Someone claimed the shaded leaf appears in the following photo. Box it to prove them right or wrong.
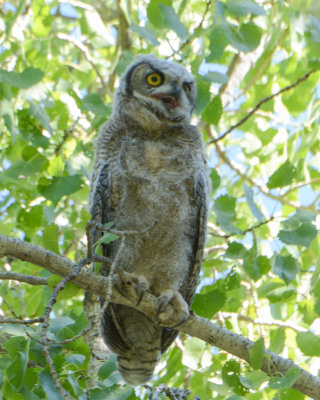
[158,4,187,38]
[38,175,83,205]
[225,242,248,259]
[244,184,264,222]
[82,94,111,117]
[269,367,300,389]
[273,255,299,284]
[0,67,44,89]
[226,22,262,53]
[225,0,266,16]
[210,169,220,193]
[131,24,159,45]
[278,223,318,247]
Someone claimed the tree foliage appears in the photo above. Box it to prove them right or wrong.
[0,0,320,399]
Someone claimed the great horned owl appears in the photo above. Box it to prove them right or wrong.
[89,54,208,385]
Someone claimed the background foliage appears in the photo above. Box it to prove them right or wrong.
[0,0,320,399]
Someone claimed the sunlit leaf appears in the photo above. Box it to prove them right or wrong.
[249,338,265,370]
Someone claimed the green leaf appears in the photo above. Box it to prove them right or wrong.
[267,160,296,189]
[222,360,249,396]
[191,290,226,319]
[29,100,52,135]
[225,242,248,259]
[147,0,172,29]
[203,71,229,84]
[265,285,296,303]
[131,24,159,45]
[278,223,318,247]
[65,354,86,366]
[244,184,264,222]
[213,194,242,235]
[249,338,265,370]
[6,342,29,389]
[38,371,64,400]
[158,4,187,38]
[89,385,133,400]
[182,337,206,369]
[98,355,117,380]
[38,175,83,205]
[82,94,111,117]
[225,0,266,16]
[269,367,300,389]
[240,371,268,390]
[314,298,320,316]
[5,158,48,179]
[269,327,285,354]
[296,331,320,356]
[194,78,211,113]
[273,255,299,284]
[210,169,220,193]
[201,95,223,125]
[42,224,59,253]
[226,22,262,53]
[257,255,271,275]
[207,26,229,61]
[0,67,44,89]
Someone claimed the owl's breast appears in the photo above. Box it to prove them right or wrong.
[121,138,197,179]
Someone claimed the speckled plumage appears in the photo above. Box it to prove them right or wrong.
[89,54,208,385]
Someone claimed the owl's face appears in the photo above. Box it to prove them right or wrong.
[118,55,197,125]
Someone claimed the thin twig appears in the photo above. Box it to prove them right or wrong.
[0,272,48,285]
[222,312,307,333]
[211,69,316,143]
[212,137,317,212]
[208,216,274,239]
[40,258,91,400]
[0,317,44,324]
[56,33,107,91]
[171,0,212,57]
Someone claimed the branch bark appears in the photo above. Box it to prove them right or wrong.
[1,234,320,399]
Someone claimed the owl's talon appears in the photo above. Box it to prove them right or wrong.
[156,289,189,327]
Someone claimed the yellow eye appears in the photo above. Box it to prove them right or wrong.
[183,83,192,95]
[146,72,163,86]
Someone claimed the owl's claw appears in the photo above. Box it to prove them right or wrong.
[156,289,189,327]
[117,271,149,306]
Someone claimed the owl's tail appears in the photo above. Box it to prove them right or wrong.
[117,348,161,386]
[101,304,162,385]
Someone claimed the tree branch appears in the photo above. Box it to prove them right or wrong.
[1,234,320,399]
[211,69,316,144]
[0,272,48,285]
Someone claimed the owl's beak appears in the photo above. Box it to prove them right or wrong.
[152,88,181,108]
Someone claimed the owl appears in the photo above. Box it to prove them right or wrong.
[89,54,208,385]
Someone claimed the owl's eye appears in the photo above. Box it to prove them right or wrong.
[146,72,163,86]
[183,83,192,95]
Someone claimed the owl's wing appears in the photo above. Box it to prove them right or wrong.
[185,173,208,305]
[91,162,133,354]
[161,172,208,353]
[90,162,115,262]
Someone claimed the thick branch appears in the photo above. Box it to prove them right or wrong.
[1,235,320,399]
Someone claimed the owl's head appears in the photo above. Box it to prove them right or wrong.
[115,54,196,125]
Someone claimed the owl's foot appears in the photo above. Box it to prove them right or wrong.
[115,271,149,306]
[157,289,189,328]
